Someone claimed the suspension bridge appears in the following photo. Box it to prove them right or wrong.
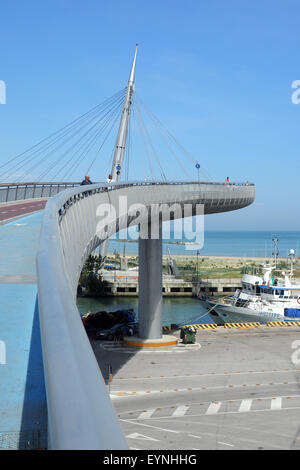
[0,46,255,449]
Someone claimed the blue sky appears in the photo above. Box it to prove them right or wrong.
[0,0,300,230]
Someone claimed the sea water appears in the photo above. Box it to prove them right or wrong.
[79,230,300,324]
[108,230,300,258]
[77,296,210,326]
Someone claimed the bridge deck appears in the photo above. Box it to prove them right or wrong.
[0,200,47,224]
[0,213,47,450]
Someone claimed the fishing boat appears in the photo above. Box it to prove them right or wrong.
[198,245,300,324]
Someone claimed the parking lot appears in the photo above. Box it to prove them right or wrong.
[90,326,300,450]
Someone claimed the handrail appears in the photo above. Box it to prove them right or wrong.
[0,179,254,205]
[36,180,255,449]
[0,180,254,187]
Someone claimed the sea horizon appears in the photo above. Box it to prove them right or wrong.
[108,229,300,258]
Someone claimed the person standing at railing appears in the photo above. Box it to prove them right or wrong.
[80,175,93,185]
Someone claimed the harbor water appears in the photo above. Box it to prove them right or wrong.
[77,296,211,326]
[78,230,300,325]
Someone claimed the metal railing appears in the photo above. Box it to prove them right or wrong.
[36,180,255,449]
[0,179,254,204]
[0,182,80,204]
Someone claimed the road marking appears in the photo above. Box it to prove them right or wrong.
[206,402,221,415]
[239,399,252,413]
[172,405,190,417]
[114,368,300,381]
[138,409,156,420]
[126,405,300,423]
[111,380,299,399]
[126,432,159,441]
[188,434,202,439]
[121,418,179,433]
[271,397,282,410]
[118,395,300,423]
[218,441,234,447]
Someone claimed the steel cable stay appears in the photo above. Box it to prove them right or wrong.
[69,97,126,180]
[137,91,212,179]
[133,97,155,180]
[0,87,126,174]
[135,95,192,180]
[35,95,125,182]
[17,92,126,183]
[134,97,167,181]
[42,103,121,182]
[68,100,125,180]
[0,108,106,182]
[0,88,126,183]
[63,109,121,180]
[0,93,125,183]
[105,146,115,183]
[83,101,124,179]
[136,92,214,181]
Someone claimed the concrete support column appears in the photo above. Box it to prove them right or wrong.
[138,222,162,339]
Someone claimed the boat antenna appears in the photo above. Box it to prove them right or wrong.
[272,234,279,269]
[288,249,295,277]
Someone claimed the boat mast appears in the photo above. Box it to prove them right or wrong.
[110,44,138,182]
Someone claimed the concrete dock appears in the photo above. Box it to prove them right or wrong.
[90,326,300,450]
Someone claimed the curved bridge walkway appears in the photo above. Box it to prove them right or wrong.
[0,180,255,449]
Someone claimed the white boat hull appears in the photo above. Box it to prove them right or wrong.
[208,302,300,324]
[198,298,226,325]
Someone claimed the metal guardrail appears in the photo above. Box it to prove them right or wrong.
[0,182,80,204]
[36,180,255,449]
[0,179,254,204]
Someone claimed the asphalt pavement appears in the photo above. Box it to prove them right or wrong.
[90,327,300,450]
[0,199,46,223]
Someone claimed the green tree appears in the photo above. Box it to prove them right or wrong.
[79,254,109,296]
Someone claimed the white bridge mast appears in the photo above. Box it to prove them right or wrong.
[100,46,138,263]
[110,44,138,182]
